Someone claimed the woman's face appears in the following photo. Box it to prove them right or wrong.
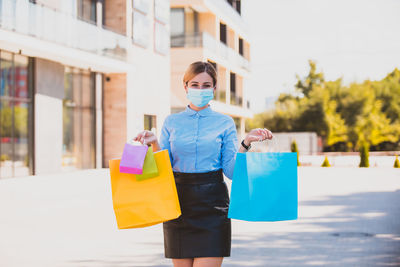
[184,72,216,93]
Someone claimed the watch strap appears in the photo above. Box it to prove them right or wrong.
[241,139,250,150]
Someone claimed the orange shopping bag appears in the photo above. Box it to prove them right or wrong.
[109,149,181,229]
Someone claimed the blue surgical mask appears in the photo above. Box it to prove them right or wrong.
[187,88,214,107]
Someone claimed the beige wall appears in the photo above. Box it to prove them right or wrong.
[227,26,235,50]
[244,41,250,60]
[104,0,126,34]
[199,13,217,37]
[103,73,127,167]
[216,65,227,102]
[237,75,243,99]
[171,0,203,7]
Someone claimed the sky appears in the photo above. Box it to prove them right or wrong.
[242,0,400,113]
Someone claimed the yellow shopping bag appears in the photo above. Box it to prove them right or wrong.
[109,149,181,229]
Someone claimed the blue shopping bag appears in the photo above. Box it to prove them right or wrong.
[228,152,298,221]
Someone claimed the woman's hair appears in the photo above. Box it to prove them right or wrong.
[183,61,217,86]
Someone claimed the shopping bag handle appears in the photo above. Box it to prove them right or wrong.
[264,136,281,152]
[128,140,148,146]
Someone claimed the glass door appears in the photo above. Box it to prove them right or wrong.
[0,51,33,178]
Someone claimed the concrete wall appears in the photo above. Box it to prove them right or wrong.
[199,13,216,36]
[102,73,127,167]
[34,58,64,175]
[35,0,62,10]
[124,0,171,149]
[251,132,319,155]
[100,0,171,166]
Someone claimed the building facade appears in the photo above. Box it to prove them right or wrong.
[0,0,170,178]
[169,0,252,139]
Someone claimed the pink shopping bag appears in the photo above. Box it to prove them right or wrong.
[119,143,148,174]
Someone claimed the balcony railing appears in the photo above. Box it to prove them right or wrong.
[172,32,250,71]
[171,33,203,47]
[238,55,251,71]
[0,0,128,61]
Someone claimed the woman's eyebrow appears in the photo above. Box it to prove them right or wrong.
[190,82,211,85]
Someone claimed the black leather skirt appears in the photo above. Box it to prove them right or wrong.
[163,169,231,259]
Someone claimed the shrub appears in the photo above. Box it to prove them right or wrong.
[321,156,331,167]
[359,143,370,168]
[291,140,300,166]
[394,155,400,168]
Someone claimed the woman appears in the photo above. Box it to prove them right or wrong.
[134,62,272,267]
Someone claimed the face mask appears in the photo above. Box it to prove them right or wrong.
[187,88,214,107]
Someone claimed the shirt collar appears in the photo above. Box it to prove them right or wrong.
[185,105,213,117]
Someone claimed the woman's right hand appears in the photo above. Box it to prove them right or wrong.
[133,130,158,146]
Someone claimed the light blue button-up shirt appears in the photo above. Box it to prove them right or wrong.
[159,105,238,179]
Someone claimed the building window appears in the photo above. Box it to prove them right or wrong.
[154,22,169,55]
[78,0,97,24]
[133,0,151,14]
[154,0,169,24]
[230,72,236,93]
[230,72,238,105]
[170,8,185,47]
[220,23,227,45]
[132,10,151,47]
[239,38,244,56]
[0,51,33,178]
[170,8,199,48]
[236,0,241,14]
[144,115,157,133]
[226,0,241,15]
[154,0,170,55]
[63,68,96,171]
[171,8,185,37]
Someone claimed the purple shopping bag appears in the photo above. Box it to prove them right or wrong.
[119,143,148,174]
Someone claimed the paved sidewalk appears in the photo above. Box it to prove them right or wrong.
[0,167,399,267]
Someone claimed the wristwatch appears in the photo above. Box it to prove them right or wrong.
[241,139,251,150]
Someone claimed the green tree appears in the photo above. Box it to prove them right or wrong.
[354,99,398,149]
[295,60,325,97]
[247,61,400,152]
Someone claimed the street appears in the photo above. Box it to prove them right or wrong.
[1,167,399,267]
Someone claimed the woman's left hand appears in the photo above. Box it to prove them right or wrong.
[244,128,273,146]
